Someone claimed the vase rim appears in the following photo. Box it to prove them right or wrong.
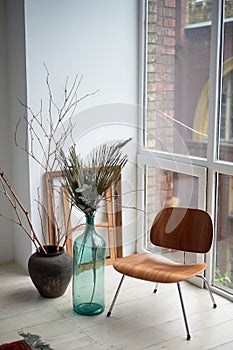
[37,245,64,257]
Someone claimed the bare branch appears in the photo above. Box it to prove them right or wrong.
[36,188,47,245]
[61,89,99,120]
[0,171,47,253]
[9,67,100,251]
[61,203,73,248]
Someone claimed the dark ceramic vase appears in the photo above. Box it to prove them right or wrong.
[28,245,72,298]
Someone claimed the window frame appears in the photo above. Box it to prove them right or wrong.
[138,0,233,301]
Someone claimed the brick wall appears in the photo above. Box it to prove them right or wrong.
[187,0,233,26]
[146,0,176,231]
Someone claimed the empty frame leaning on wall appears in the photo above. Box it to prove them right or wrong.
[45,170,123,264]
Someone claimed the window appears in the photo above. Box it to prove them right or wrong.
[220,71,233,141]
[140,0,233,300]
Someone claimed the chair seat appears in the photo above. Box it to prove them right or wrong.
[113,252,207,283]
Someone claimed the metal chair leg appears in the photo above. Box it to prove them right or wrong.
[107,275,125,317]
[177,282,191,341]
[197,275,217,308]
[153,283,158,293]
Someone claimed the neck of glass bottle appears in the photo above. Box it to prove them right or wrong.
[86,214,95,227]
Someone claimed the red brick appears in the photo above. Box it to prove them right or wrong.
[164,8,176,18]
[164,18,176,27]
[164,0,176,7]
[168,29,175,37]
[156,83,164,92]
[164,37,175,46]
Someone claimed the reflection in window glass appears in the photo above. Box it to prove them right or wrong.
[219,5,233,162]
[145,0,212,158]
[220,71,233,140]
[145,166,198,263]
[215,174,233,293]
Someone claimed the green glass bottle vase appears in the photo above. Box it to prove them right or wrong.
[73,214,106,315]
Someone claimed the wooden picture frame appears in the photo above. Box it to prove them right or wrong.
[45,170,123,264]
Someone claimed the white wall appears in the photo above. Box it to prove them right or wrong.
[0,0,139,267]
[6,0,32,267]
[24,0,139,266]
[24,0,138,109]
[0,0,14,261]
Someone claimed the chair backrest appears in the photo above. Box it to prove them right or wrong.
[150,207,213,254]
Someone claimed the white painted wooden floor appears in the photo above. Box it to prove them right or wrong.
[0,262,233,350]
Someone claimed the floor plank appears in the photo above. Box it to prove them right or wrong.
[0,262,232,349]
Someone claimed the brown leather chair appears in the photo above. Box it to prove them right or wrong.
[107,207,217,340]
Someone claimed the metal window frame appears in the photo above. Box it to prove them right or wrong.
[138,0,233,301]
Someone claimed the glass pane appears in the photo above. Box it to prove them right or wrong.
[146,0,212,158]
[214,173,233,294]
[218,1,233,162]
[145,166,199,263]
